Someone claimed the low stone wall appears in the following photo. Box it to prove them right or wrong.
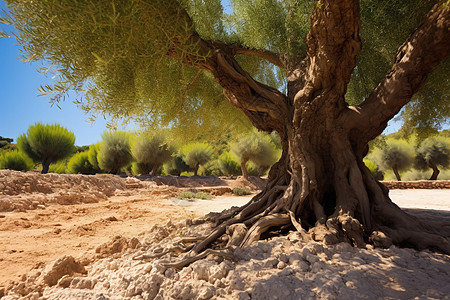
[381,180,450,189]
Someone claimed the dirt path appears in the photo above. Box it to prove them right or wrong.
[0,187,200,286]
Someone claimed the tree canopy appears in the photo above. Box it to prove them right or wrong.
[4,0,448,136]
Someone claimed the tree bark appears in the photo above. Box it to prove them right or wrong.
[41,157,51,174]
[393,167,402,181]
[193,164,199,176]
[240,159,249,180]
[150,164,160,176]
[429,165,440,180]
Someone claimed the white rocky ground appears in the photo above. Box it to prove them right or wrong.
[1,171,449,300]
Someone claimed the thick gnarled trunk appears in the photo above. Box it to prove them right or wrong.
[158,0,450,268]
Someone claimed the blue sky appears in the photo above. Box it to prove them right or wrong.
[0,1,403,147]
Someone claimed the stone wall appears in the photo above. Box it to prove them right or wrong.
[382,180,450,189]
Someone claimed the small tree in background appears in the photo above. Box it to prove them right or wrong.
[415,137,450,180]
[67,151,99,175]
[231,131,279,179]
[17,123,75,174]
[131,133,173,175]
[163,155,190,176]
[0,136,15,152]
[373,139,414,181]
[218,151,241,176]
[181,142,213,176]
[0,151,33,171]
[97,131,132,174]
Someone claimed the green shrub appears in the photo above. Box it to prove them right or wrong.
[198,160,222,176]
[164,155,190,176]
[97,131,133,174]
[402,170,429,181]
[195,192,213,200]
[17,122,76,174]
[178,191,213,200]
[232,187,251,196]
[415,137,450,180]
[48,159,68,174]
[88,143,102,171]
[131,133,173,175]
[181,142,213,176]
[67,151,99,174]
[231,130,279,179]
[178,191,195,199]
[363,158,384,180]
[218,152,241,176]
[0,151,33,171]
[373,139,414,181]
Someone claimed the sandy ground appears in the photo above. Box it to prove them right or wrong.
[0,171,449,299]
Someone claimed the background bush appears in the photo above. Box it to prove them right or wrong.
[17,122,75,174]
[0,151,33,171]
[67,151,99,174]
[372,139,414,181]
[97,131,133,174]
[164,155,190,176]
[218,152,241,176]
[415,137,450,180]
[181,142,213,176]
[131,133,173,175]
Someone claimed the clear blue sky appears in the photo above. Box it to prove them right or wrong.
[0,1,402,147]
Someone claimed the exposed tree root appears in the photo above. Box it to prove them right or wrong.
[162,158,450,269]
[162,249,235,270]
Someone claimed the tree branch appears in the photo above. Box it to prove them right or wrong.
[230,44,284,68]
[295,0,361,103]
[343,1,450,145]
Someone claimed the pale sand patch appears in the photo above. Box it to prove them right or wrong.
[389,189,450,211]
[172,189,450,215]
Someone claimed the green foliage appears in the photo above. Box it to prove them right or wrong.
[5,0,252,140]
[415,137,450,170]
[415,136,450,179]
[402,170,430,181]
[372,139,414,180]
[0,136,14,151]
[178,191,212,200]
[181,142,213,176]
[48,159,68,174]
[97,131,132,174]
[67,151,99,175]
[17,122,75,173]
[88,143,102,171]
[0,151,33,171]
[75,145,90,153]
[131,133,173,175]
[0,136,16,153]
[195,192,213,200]
[178,191,196,199]
[231,130,279,177]
[198,160,222,176]
[164,155,190,176]
[363,158,384,181]
[218,152,241,176]
[232,187,251,196]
